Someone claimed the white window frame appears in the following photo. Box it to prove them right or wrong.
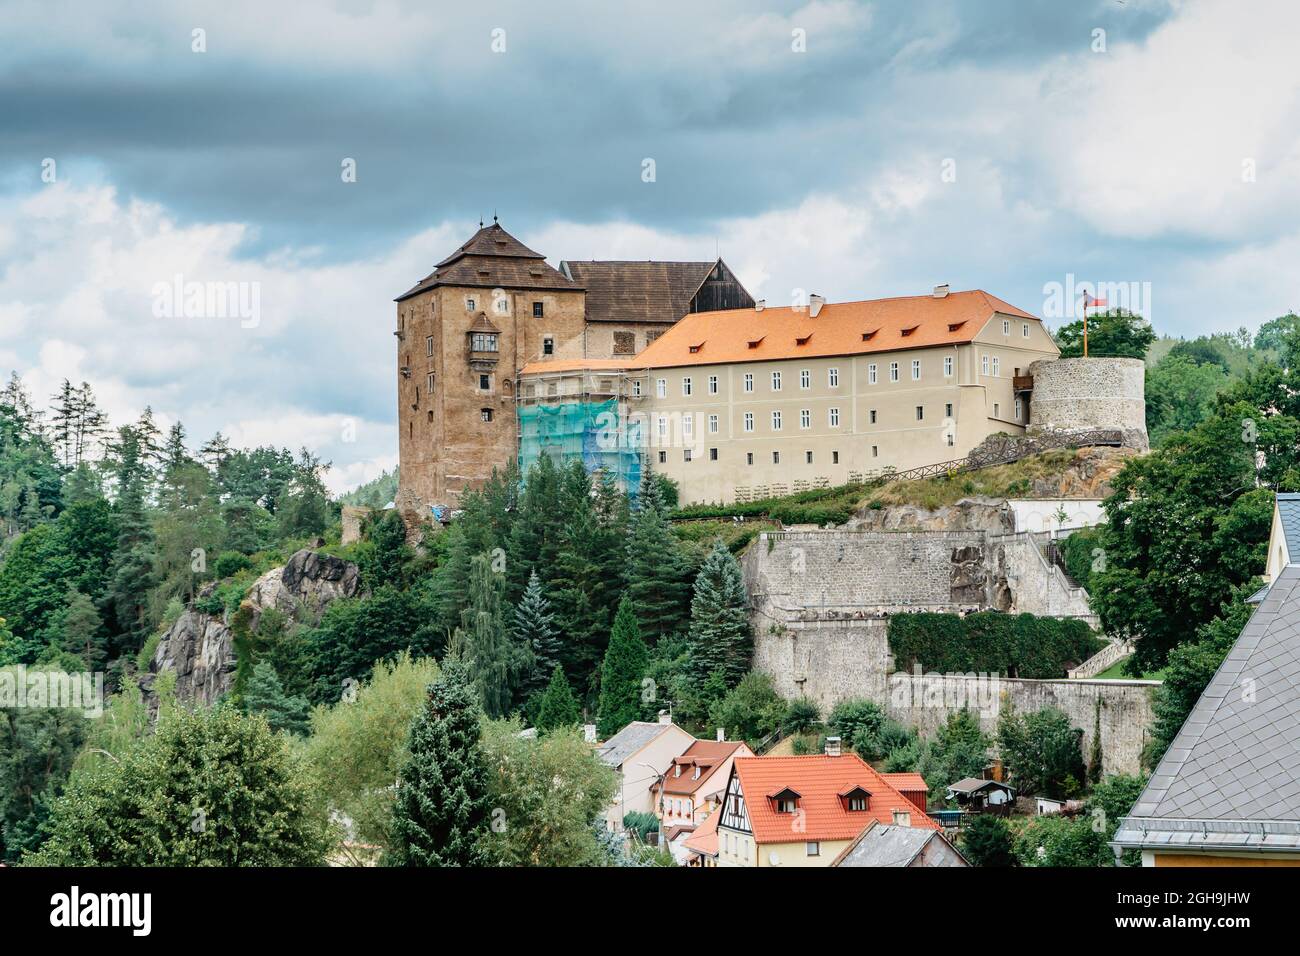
[992,357,1001,376]
[829,407,840,427]
[425,335,434,357]
[656,378,667,398]
[800,409,811,429]
[708,375,718,395]
[771,371,782,391]
[708,414,719,434]
[682,414,694,438]
[1023,323,1030,338]
[829,367,840,387]
[867,364,877,385]
[1002,319,1010,335]
[944,356,953,377]
[800,369,811,389]
[911,359,921,381]
[631,379,642,397]
[981,355,990,376]
[682,377,692,396]
[889,362,899,382]
[744,412,754,432]
[744,373,754,393]
[771,410,782,431]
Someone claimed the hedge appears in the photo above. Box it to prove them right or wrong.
[670,482,869,526]
[1060,527,1104,592]
[887,612,1104,678]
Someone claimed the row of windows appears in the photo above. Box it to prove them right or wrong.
[462,296,548,318]
[658,448,844,466]
[1003,320,1032,338]
[654,399,1020,437]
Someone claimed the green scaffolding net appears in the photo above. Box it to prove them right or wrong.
[517,397,643,493]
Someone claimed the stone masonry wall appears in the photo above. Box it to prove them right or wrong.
[1028,356,1148,450]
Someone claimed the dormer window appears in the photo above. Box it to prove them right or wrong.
[693,766,701,780]
[795,333,813,345]
[770,787,801,813]
[900,325,919,337]
[747,337,764,349]
[861,330,877,341]
[947,321,966,332]
[688,342,705,354]
[674,764,682,777]
[840,786,872,812]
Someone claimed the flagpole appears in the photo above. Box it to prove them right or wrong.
[1082,296,1089,358]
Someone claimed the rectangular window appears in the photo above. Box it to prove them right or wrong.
[657,416,668,440]
[471,333,498,352]
[708,375,718,395]
[944,356,953,377]
[771,410,782,430]
[542,336,554,356]
[1002,319,1010,335]
[425,335,434,356]
[945,403,953,418]
[829,407,840,427]
[800,369,811,389]
[466,297,476,311]
[656,379,667,398]
[872,445,878,457]
[658,450,667,464]
[682,415,693,439]
[807,842,820,857]
[709,447,718,461]
[1015,398,1023,420]
[427,373,435,393]
[800,409,811,429]
[708,414,719,434]
[682,377,693,396]
[533,301,544,318]
[746,452,754,465]
[981,355,990,375]
[829,367,840,387]
[771,371,782,391]
[744,412,754,432]
[631,379,642,397]
[889,362,899,382]
[744,373,754,393]
[992,357,1001,376]
[479,374,491,390]
[1023,323,1030,338]
[993,402,1000,418]
[915,405,924,421]
[867,364,877,385]
[772,451,780,464]
[869,409,877,424]
[805,450,813,464]
[683,448,692,462]
[494,297,509,314]
[911,359,921,380]
[480,408,493,422]
[832,451,839,464]
[947,432,955,446]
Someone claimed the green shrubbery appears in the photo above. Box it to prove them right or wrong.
[670,482,870,527]
[888,612,1104,678]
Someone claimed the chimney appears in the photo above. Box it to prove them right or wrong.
[824,736,842,757]
[932,283,950,298]
[754,299,765,312]
[892,808,912,827]
[716,727,725,742]
[809,294,825,317]
[657,710,672,725]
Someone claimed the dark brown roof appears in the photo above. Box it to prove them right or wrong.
[396,223,580,301]
[560,260,720,324]
[467,313,501,335]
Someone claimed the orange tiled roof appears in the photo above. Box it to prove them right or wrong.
[682,808,720,857]
[631,290,1042,369]
[881,772,929,792]
[656,740,748,797]
[732,753,939,845]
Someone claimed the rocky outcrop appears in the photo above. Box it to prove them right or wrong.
[847,496,1014,532]
[146,549,362,707]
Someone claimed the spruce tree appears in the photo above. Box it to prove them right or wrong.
[514,570,560,694]
[962,814,1018,867]
[104,425,158,649]
[388,663,493,866]
[536,664,581,731]
[596,597,650,737]
[451,553,531,718]
[686,540,752,688]
[243,661,311,735]
[58,587,107,671]
[623,468,689,642]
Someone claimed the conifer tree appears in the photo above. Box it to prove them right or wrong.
[514,569,560,694]
[623,465,689,642]
[104,425,157,648]
[597,597,650,737]
[57,587,107,671]
[536,664,581,731]
[388,663,493,866]
[243,661,311,735]
[686,540,752,689]
[451,553,531,718]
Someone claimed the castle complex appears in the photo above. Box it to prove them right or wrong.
[395,221,1147,516]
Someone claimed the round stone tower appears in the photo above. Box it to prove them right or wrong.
[1027,356,1148,451]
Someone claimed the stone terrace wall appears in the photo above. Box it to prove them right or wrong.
[752,620,1155,775]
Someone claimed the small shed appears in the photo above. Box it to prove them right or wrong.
[945,777,1016,814]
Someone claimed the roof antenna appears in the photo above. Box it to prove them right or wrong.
[493,209,499,224]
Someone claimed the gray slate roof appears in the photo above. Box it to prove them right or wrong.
[1113,563,1300,853]
[596,721,672,768]
[1278,493,1300,560]
[833,823,966,867]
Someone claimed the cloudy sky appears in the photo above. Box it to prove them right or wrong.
[2,0,1298,493]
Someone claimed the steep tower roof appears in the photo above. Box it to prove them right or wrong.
[395,222,579,301]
